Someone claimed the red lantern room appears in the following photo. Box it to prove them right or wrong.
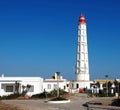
[78,15,86,24]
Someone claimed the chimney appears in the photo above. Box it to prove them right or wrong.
[1,74,4,78]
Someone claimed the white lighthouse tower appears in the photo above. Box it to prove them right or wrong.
[76,15,90,81]
[72,15,92,91]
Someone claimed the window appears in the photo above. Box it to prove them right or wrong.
[67,84,69,87]
[47,84,51,89]
[76,84,79,88]
[72,83,74,88]
[54,84,57,89]
[64,86,66,90]
[1,84,4,89]
[6,85,13,92]
[29,85,34,92]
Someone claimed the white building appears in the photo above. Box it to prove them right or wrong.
[43,72,70,92]
[0,73,70,97]
[0,74,43,97]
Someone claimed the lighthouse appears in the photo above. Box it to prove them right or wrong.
[75,15,90,81]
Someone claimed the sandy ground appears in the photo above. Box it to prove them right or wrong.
[2,94,119,110]
[0,101,26,110]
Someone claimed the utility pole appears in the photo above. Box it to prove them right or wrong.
[105,75,108,97]
[118,82,119,99]
[56,72,60,97]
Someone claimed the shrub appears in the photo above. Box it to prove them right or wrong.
[0,96,6,100]
[31,89,68,99]
[111,99,120,107]
[0,93,20,100]
[50,97,68,101]
[6,93,20,99]
[93,93,115,97]
[31,92,47,98]
[49,89,68,97]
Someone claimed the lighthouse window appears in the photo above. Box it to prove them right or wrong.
[81,53,84,59]
[81,62,84,68]
[81,36,84,41]
[81,25,83,28]
[81,30,83,34]
[81,45,84,52]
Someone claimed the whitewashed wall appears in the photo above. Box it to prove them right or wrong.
[43,80,69,92]
[0,76,43,97]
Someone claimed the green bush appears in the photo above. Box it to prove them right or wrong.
[94,93,115,97]
[50,97,68,101]
[31,89,68,99]
[0,96,5,100]
[31,92,47,98]
[6,93,20,99]
[49,89,68,96]
[0,93,20,100]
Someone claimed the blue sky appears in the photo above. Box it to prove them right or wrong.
[0,0,120,80]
